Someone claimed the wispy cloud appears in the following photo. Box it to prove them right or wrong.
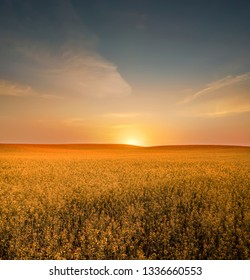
[40,93,64,100]
[180,72,250,117]
[193,105,250,118]
[182,73,250,103]
[0,1,132,99]
[0,79,64,99]
[1,41,131,99]
[0,79,37,97]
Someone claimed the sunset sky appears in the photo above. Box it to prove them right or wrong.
[0,0,250,146]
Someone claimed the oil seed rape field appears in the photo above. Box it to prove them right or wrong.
[0,144,249,260]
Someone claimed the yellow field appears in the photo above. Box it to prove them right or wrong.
[0,144,249,259]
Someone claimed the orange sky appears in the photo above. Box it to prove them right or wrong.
[1,82,250,146]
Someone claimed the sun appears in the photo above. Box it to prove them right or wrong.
[119,130,146,146]
[125,138,141,146]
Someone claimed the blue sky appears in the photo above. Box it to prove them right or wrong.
[0,0,250,145]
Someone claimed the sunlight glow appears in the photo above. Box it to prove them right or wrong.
[125,138,141,146]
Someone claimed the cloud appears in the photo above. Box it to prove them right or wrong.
[193,105,250,118]
[0,41,131,99]
[0,1,132,99]
[0,79,37,97]
[0,78,65,99]
[182,73,250,103]
[180,72,250,117]
[40,93,64,100]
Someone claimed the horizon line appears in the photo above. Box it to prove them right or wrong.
[0,142,249,148]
